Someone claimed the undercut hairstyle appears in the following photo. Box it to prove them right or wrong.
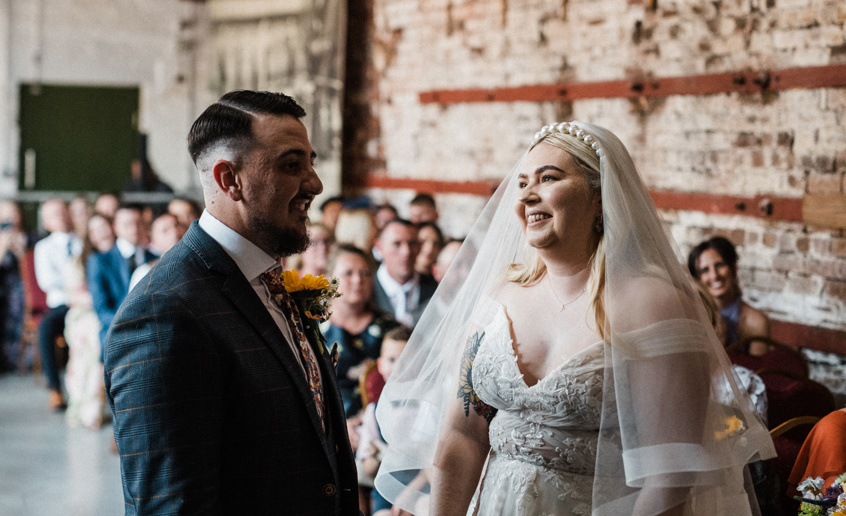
[384,325,413,344]
[687,236,739,279]
[187,90,307,164]
[410,193,436,208]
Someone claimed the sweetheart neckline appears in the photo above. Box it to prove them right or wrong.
[490,304,603,389]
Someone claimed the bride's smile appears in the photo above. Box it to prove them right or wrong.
[514,142,601,257]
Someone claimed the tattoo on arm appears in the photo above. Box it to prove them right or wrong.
[457,331,497,424]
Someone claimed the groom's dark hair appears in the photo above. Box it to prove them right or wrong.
[187,90,306,164]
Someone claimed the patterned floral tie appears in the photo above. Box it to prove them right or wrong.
[273,285,326,434]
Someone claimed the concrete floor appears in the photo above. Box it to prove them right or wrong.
[0,374,124,516]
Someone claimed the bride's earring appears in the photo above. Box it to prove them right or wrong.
[593,214,604,234]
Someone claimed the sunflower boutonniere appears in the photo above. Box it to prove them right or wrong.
[262,269,341,358]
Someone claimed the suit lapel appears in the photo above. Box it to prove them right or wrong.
[109,246,131,292]
[372,276,393,315]
[183,223,329,442]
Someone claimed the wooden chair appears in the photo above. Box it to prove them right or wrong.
[769,416,822,515]
[359,361,385,409]
[17,250,45,375]
[16,250,68,377]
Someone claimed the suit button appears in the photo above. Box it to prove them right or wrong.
[322,483,336,496]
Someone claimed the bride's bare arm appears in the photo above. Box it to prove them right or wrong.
[429,331,496,515]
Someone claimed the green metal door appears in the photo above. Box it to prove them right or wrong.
[18,84,139,193]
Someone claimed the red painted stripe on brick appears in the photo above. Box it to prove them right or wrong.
[649,191,804,222]
[419,64,846,104]
[359,176,498,196]
[771,320,846,355]
[359,179,805,222]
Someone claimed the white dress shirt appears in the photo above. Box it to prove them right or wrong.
[376,264,420,328]
[115,237,146,267]
[199,211,318,377]
[33,231,82,308]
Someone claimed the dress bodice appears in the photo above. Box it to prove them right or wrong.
[469,304,605,515]
[473,304,604,474]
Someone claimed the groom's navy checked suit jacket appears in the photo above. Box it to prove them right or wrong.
[104,222,358,515]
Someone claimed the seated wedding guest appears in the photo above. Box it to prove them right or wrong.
[296,222,334,277]
[0,201,28,372]
[408,193,438,225]
[128,212,184,291]
[414,222,444,277]
[87,204,156,356]
[86,214,115,254]
[34,199,83,409]
[168,197,202,230]
[94,192,120,219]
[321,244,399,417]
[372,219,437,328]
[357,326,411,516]
[124,159,174,194]
[688,236,770,355]
[69,196,91,240]
[335,208,378,254]
[64,216,115,429]
[432,239,463,284]
[788,408,846,491]
[320,195,344,232]
[375,203,399,231]
[375,121,775,515]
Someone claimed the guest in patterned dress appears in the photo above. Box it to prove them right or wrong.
[321,244,399,418]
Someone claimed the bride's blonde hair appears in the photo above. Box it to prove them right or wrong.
[505,131,606,338]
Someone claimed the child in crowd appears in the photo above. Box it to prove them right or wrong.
[357,326,411,516]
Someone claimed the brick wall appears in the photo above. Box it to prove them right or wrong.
[356,0,846,339]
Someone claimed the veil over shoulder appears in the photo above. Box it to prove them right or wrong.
[375,121,776,515]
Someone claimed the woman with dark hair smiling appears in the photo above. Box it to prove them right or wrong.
[688,236,769,355]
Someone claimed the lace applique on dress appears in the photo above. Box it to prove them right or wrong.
[471,304,604,515]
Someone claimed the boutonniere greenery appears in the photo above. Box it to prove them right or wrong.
[263,269,341,362]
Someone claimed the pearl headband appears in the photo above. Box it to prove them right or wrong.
[533,122,601,156]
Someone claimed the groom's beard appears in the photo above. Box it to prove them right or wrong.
[249,214,310,258]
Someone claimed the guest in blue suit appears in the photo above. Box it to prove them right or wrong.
[105,90,359,515]
[86,204,156,355]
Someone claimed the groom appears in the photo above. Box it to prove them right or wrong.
[104,90,358,515]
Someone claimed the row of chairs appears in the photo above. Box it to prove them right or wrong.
[728,336,838,514]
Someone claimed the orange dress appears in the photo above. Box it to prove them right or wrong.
[788,409,846,490]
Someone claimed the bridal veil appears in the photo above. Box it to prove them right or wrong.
[375,121,776,515]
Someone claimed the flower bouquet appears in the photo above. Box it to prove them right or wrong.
[795,474,846,516]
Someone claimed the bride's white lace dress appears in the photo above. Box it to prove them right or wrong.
[471,305,604,515]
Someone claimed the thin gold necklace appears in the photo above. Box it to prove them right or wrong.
[547,275,587,312]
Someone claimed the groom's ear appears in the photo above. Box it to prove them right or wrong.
[211,160,243,202]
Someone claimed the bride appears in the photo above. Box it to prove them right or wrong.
[374,121,775,515]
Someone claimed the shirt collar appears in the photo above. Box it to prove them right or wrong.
[115,238,137,259]
[377,264,419,295]
[198,210,279,282]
